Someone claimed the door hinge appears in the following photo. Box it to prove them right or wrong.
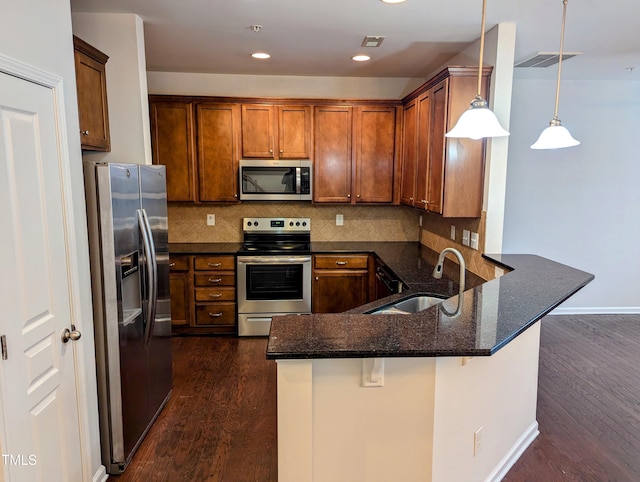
[1,335,7,360]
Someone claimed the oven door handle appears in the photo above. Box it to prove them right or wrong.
[237,255,312,264]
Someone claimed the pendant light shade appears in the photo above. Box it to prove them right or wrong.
[531,0,579,150]
[445,0,509,139]
[445,96,510,139]
[531,118,579,149]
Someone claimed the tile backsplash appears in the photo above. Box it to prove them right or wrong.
[168,203,422,243]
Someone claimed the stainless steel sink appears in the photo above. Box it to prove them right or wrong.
[367,294,448,315]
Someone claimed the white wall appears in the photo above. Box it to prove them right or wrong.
[72,13,153,165]
[503,78,640,312]
[147,71,424,100]
[0,0,103,480]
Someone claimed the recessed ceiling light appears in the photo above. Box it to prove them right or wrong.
[381,0,406,3]
[352,55,371,62]
[251,52,271,59]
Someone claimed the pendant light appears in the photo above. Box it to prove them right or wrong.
[445,0,509,140]
[531,0,580,149]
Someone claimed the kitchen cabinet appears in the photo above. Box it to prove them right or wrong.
[399,98,418,206]
[312,254,371,313]
[314,104,400,204]
[192,255,237,334]
[197,103,240,202]
[170,254,237,334]
[241,104,311,159]
[401,66,491,217]
[150,100,197,201]
[73,36,110,151]
[169,255,191,327]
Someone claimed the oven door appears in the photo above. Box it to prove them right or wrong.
[237,255,312,315]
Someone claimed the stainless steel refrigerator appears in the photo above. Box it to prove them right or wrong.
[84,161,172,474]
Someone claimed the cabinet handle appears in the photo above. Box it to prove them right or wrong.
[207,278,222,283]
[357,194,361,198]
[421,199,428,204]
[279,149,283,154]
[169,262,176,268]
[234,193,238,198]
[208,312,223,318]
[269,148,273,153]
[336,261,348,266]
[208,262,222,267]
[347,194,351,198]
[409,197,414,201]
[315,276,319,281]
[208,293,222,298]
[81,130,90,136]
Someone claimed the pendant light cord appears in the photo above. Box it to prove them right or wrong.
[553,0,569,121]
[477,0,487,97]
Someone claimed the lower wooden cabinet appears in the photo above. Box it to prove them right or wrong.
[169,254,237,335]
[312,254,372,313]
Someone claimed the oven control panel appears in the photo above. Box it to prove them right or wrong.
[243,217,311,232]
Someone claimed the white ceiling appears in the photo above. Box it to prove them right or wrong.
[70,0,640,81]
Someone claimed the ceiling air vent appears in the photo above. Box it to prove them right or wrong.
[361,36,385,48]
[515,51,582,68]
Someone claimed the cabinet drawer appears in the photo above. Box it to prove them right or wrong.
[194,273,235,287]
[194,303,236,326]
[195,287,235,302]
[314,255,369,270]
[169,256,190,272]
[194,256,235,271]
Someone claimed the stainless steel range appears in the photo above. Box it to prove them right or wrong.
[237,217,312,336]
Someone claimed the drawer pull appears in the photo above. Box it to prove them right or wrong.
[336,261,348,266]
[169,262,176,268]
[208,312,223,318]
[207,278,222,283]
[208,262,222,267]
[208,293,222,298]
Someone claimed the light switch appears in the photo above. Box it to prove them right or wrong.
[462,229,470,246]
[207,214,215,226]
[336,214,344,226]
[450,225,456,240]
[470,232,479,250]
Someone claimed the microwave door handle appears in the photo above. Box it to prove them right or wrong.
[296,167,301,194]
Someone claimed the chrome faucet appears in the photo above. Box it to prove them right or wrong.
[432,247,466,317]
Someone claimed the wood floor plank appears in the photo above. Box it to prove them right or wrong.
[109,314,640,481]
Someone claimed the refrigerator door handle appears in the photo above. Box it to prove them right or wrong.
[137,209,157,345]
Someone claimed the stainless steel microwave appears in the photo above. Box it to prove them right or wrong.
[239,159,312,201]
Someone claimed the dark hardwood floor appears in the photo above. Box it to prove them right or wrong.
[109,314,640,481]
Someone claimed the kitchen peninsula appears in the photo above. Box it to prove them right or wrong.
[266,248,594,482]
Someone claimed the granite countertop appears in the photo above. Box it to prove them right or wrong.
[168,242,594,360]
[266,251,594,360]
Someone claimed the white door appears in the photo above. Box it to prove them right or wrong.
[0,72,83,481]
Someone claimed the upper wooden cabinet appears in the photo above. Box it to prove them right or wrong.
[241,104,311,159]
[150,100,197,201]
[401,66,491,218]
[73,36,110,151]
[197,103,240,202]
[314,104,400,204]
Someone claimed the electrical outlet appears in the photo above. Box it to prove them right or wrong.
[470,232,479,250]
[474,426,483,456]
[336,214,344,226]
[462,229,470,246]
[207,214,215,226]
[450,225,456,240]
[419,215,423,227]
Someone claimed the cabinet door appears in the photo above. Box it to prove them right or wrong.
[241,104,276,158]
[415,92,431,211]
[73,36,110,151]
[278,105,311,158]
[150,101,197,202]
[427,81,448,214]
[400,99,418,206]
[312,270,369,313]
[169,272,190,326]
[354,106,397,203]
[197,103,239,202]
[313,106,352,203]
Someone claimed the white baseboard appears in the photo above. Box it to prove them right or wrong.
[485,421,539,482]
[93,465,108,482]
[550,306,640,315]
